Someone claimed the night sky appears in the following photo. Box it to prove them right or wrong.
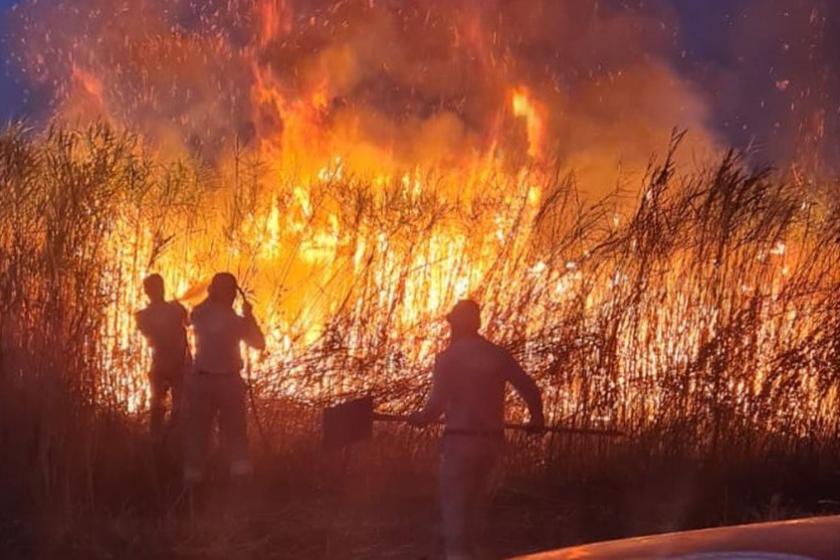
[0,0,23,120]
[1,0,837,169]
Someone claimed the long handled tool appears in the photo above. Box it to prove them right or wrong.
[322,396,623,448]
[237,285,270,447]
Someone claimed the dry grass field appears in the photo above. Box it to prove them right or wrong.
[2,124,840,558]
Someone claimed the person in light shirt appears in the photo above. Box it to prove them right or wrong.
[183,272,265,486]
[135,274,191,440]
[409,299,544,560]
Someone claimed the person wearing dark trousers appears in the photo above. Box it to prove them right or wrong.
[409,299,544,560]
[182,272,265,488]
[136,273,191,441]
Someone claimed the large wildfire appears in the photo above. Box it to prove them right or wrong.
[3,0,839,444]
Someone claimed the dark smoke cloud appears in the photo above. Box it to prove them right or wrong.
[2,0,838,179]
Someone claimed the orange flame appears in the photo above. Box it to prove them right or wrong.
[511,87,547,160]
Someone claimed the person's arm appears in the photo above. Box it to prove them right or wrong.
[175,301,190,327]
[504,350,545,430]
[240,301,266,351]
[408,357,449,426]
[135,309,151,339]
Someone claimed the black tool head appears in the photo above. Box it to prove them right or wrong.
[322,395,375,448]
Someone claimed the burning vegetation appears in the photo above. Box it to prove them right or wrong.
[1,0,840,557]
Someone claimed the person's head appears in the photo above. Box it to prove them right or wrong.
[446,299,481,338]
[208,272,239,307]
[143,273,165,302]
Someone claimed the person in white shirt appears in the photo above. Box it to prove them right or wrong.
[183,272,266,486]
[135,274,191,440]
[409,299,544,560]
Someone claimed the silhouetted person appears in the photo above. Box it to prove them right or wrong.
[409,299,544,560]
[135,273,191,440]
[183,272,265,487]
